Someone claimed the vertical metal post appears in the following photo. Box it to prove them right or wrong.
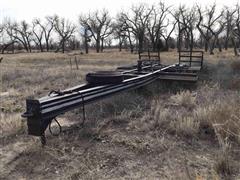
[75,56,79,70]
[137,60,142,72]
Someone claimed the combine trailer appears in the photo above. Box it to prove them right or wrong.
[22,51,203,145]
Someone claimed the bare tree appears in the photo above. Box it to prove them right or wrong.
[146,2,171,51]
[146,1,177,51]
[34,17,54,52]
[231,4,240,56]
[0,24,5,53]
[113,15,127,52]
[124,26,135,53]
[235,5,240,43]
[32,19,44,52]
[116,12,135,53]
[1,19,17,54]
[120,4,154,53]
[79,10,112,53]
[223,7,236,50]
[54,15,76,53]
[84,28,91,54]
[173,5,197,51]
[79,23,92,54]
[0,24,3,34]
[11,20,32,52]
[197,4,225,54]
[161,21,177,51]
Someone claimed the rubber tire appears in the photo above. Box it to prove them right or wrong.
[86,71,124,85]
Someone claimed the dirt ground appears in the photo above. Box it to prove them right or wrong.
[0,49,240,179]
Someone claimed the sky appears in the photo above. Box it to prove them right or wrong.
[0,0,239,24]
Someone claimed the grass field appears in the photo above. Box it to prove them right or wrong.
[0,49,240,179]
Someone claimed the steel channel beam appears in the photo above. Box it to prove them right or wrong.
[41,75,156,119]
[41,63,176,113]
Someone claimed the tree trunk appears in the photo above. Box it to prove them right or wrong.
[152,42,156,52]
[231,37,238,56]
[127,31,133,53]
[217,38,222,52]
[84,29,89,54]
[119,38,122,52]
[210,38,216,55]
[39,42,43,52]
[85,37,89,54]
[204,41,208,52]
[199,36,203,49]
[11,42,15,54]
[129,41,133,53]
[46,39,49,52]
[138,36,143,53]
[96,39,100,53]
[150,36,156,52]
[26,38,32,53]
[185,35,190,50]
[24,44,29,52]
[130,45,134,53]
[224,37,229,50]
[190,31,194,52]
[165,40,169,51]
[101,38,104,52]
[62,40,65,53]
[178,26,182,52]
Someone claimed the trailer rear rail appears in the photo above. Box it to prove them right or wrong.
[179,50,203,68]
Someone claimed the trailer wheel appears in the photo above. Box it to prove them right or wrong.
[86,71,124,85]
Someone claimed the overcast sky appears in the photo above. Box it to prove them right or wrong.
[0,0,239,23]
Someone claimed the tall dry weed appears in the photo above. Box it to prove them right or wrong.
[170,90,196,109]
[0,113,25,136]
[213,127,232,176]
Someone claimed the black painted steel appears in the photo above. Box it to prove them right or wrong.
[21,49,204,141]
[22,63,176,137]
[86,71,124,85]
[178,51,204,68]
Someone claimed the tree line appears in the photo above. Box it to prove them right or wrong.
[0,2,240,55]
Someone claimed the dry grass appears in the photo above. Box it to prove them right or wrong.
[146,84,240,140]
[1,49,240,179]
[170,116,200,137]
[170,90,196,108]
[139,82,240,177]
[0,113,25,136]
[214,129,232,176]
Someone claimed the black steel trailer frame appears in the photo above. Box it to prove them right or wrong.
[21,51,203,145]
